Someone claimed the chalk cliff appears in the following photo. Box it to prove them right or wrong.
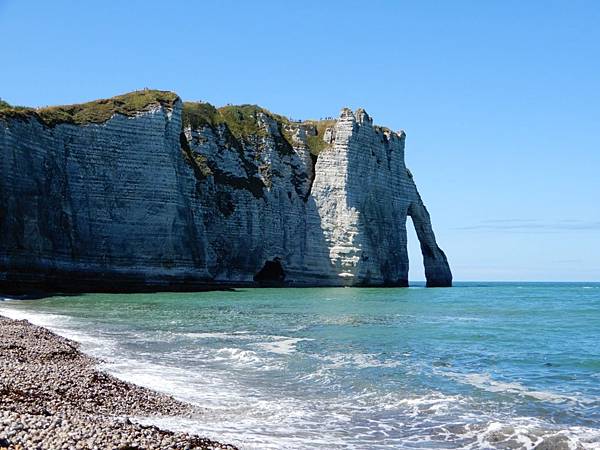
[0,90,451,292]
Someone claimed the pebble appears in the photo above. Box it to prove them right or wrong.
[0,316,237,450]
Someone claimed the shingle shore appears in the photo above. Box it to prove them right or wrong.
[0,315,238,450]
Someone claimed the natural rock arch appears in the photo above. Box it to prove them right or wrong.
[407,201,452,287]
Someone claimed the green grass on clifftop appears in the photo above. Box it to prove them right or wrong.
[37,90,179,126]
[182,101,336,155]
[1,91,338,155]
[0,99,35,121]
[303,119,336,155]
[0,90,179,127]
[183,103,287,140]
[182,102,220,129]
[218,104,273,140]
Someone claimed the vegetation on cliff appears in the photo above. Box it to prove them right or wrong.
[0,90,179,127]
[303,120,336,155]
[181,102,220,129]
[182,101,335,156]
[180,133,212,179]
[1,90,337,155]
[0,99,33,121]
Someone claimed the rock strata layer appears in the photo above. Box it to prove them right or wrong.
[0,90,451,292]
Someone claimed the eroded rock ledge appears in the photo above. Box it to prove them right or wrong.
[0,90,451,292]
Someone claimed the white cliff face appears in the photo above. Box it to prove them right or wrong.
[184,111,333,285]
[0,95,451,292]
[308,108,451,286]
[185,105,451,287]
[0,100,212,291]
[309,108,409,285]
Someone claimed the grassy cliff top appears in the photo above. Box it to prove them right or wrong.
[302,119,336,155]
[0,90,179,127]
[183,101,336,155]
[0,99,33,122]
[183,102,293,135]
[0,90,342,154]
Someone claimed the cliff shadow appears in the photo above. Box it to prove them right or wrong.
[293,193,341,286]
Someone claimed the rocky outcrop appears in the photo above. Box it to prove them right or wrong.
[308,108,451,287]
[0,90,451,293]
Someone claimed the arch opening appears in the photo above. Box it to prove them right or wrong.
[407,215,426,286]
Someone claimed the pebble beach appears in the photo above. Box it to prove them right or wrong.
[0,315,237,450]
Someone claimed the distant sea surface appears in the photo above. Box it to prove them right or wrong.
[2,283,600,449]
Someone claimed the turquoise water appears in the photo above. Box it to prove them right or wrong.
[2,283,600,449]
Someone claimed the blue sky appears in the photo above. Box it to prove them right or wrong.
[1,0,598,281]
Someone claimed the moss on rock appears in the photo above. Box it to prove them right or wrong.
[180,132,212,180]
[2,91,339,157]
[303,119,336,155]
[182,102,219,130]
[0,99,36,122]
[0,90,179,127]
[182,101,336,156]
[217,104,270,141]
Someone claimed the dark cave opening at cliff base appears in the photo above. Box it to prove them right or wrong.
[254,259,286,286]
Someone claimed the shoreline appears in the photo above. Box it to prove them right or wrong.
[0,314,238,450]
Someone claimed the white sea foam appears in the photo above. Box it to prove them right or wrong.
[456,417,600,450]
[316,352,404,369]
[182,331,253,340]
[161,388,600,450]
[213,347,266,366]
[0,305,67,327]
[442,371,590,404]
[100,357,250,407]
[2,302,600,449]
[0,304,121,363]
[255,337,313,355]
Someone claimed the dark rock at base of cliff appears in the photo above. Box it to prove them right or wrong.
[0,267,238,296]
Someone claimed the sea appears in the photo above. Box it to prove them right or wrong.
[1,282,599,449]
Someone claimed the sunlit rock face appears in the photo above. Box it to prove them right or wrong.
[0,93,451,292]
[307,108,451,287]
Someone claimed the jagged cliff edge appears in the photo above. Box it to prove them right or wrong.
[0,90,451,293]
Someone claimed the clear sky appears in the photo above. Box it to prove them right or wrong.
[1,0,598,281]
